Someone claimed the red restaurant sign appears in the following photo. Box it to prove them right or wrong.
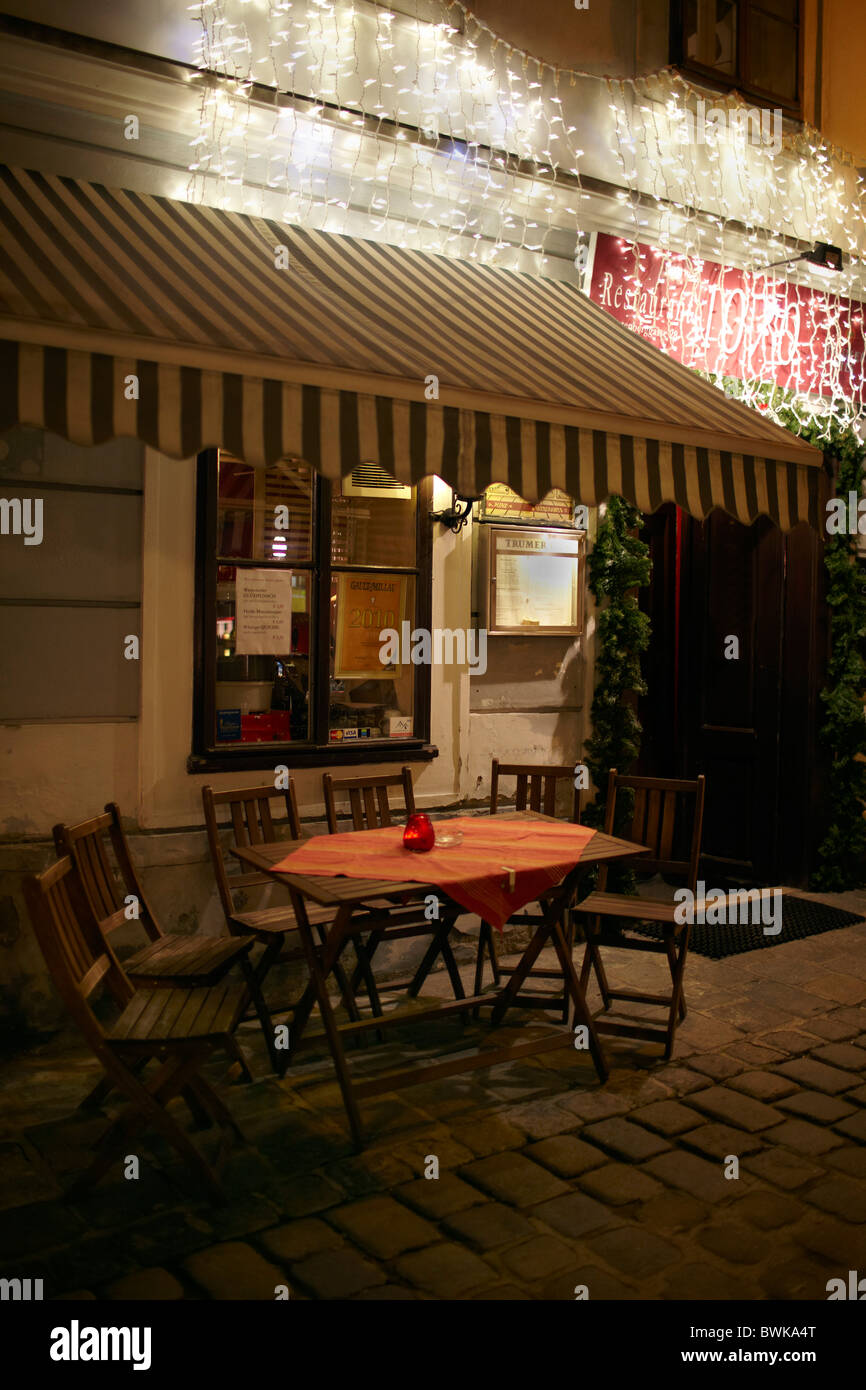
[588,232,866,404]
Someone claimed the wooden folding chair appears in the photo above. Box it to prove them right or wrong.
[23,857,246,1203]
[323,767,416,833]
[322,768,468,1005]
[572,769,707,1059]
[202,781,372,1074]
[490,759,582,823]
[483,759,583,1016]
[54,804,255,1087]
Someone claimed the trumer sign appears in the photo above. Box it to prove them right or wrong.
[588,232,866,403]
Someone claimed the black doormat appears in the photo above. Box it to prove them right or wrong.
[630,894,864,961]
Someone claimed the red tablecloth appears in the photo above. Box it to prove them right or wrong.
[273,815,596,931]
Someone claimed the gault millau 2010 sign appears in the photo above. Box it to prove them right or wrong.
[588,231,866,403]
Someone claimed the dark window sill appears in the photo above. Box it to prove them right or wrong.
[672,63,802,121]
[187,741,439,774]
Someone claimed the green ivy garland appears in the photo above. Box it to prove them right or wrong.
[715,378,866,891]
[583,495,652,890]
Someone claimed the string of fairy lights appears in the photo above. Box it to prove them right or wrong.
[186,0,866,436]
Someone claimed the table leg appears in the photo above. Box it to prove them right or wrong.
[407,907,463,1000]
[488,882,608,1086]
[242,940,284,1076]
[292,899,364,1147]
[349,929,385,1008]
[315,922,370,1041]
[549,915,609,1084]
[489,916,552,1025]
[290,908,353,1052]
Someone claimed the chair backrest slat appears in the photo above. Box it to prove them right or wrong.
[53,812,116,920]
[363,785,379,829]
[490,759,581,823]
[202,782,302,923]
[258,797,276,841]
[323,769,416,835]
[659,791,677,862]
[231,802,248,849]
[645,789,662,852]
[54,805,163,953]
[244,799,263,845]
[55,875,92,983]
[89,837,117,919]
[24,857,133,1050]
[80,955,112,997]
[631,787,646,845]
[599,769,706,891]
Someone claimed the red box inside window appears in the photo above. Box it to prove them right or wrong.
[241,714,272,743]
[241,712,292,743]
[269,711,292,741]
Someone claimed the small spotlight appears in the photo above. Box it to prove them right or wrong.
[760,241,844,276]
[804,242,844,275]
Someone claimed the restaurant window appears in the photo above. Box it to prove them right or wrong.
[672,0,801,113]
[191,451,434,771]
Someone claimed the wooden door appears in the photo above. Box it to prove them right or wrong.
[638,505,827,887]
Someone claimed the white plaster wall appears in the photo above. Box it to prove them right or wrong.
[467,710,583,806]
[0,722,139,838]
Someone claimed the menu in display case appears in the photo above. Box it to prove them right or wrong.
[486,526,584,636]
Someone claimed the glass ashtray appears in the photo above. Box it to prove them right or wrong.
[435,827,464,849]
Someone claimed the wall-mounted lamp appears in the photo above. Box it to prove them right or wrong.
[430,491,481,534]
[761,242,844,277]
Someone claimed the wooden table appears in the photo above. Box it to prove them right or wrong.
[233,814,647,1145]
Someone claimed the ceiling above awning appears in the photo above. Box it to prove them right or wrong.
[0,165,826,530]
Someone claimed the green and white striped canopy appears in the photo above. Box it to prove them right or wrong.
[0,165,825,529]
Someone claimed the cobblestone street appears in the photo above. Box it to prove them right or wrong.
[2,889,865,1302]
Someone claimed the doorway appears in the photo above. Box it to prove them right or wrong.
[639,505,829,887]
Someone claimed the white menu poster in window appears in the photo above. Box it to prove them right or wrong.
[235,568,293,654]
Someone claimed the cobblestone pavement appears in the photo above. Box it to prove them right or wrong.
[1,889,865,1301]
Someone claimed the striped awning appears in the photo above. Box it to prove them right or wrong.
[0,165,825,530]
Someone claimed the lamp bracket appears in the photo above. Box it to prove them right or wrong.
[430,492,480,534]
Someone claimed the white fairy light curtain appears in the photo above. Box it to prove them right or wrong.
[188,0,866,436]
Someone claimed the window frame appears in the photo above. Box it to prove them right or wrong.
[670,0,803,120]
[190,450,436,772]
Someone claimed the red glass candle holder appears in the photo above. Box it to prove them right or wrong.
[403,812,435,852]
